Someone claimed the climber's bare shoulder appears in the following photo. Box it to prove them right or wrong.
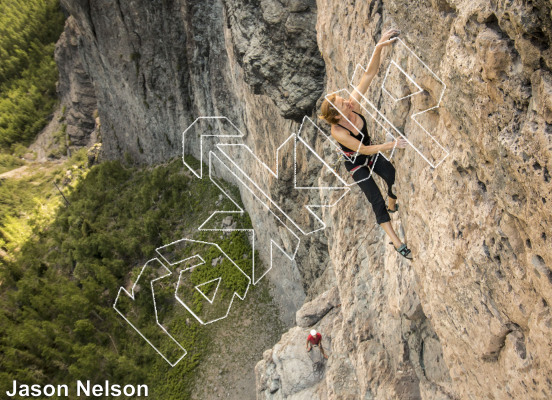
[330,124,347,141]
[331,125,362,151]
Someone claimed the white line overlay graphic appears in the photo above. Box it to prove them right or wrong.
[350,37,449,168]
[114,36,449,366]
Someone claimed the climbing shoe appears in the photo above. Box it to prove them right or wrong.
[387,203,399,213]
[396,244,413,260]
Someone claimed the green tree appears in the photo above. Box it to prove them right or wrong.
[0,0,65,150]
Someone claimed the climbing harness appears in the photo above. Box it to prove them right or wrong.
[348,154,376,175]
[332,148,375,176]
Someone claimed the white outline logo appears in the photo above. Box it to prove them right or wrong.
[158,238,251,325]
[114,36,449,366]
[350,38,449,168]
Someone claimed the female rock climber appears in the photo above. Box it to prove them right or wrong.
[319,28,413,260]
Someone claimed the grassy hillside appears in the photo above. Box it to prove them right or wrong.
[0,156,280,398]
[0,151,88,258]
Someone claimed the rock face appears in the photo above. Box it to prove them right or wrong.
[223,0,325,120]
[31,16,98,160]
[55,16,98,150]
[264,0,551,398]
[57,0,552,399]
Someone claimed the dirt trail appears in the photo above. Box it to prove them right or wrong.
[0,165,28,179]
[0,160,65,180]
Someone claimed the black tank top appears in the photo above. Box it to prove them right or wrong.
[337,111,370,166]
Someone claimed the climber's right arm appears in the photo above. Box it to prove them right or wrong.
[350,29,400,105]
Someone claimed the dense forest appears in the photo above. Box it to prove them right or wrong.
[0,156,267,398]
[0,0,65,172]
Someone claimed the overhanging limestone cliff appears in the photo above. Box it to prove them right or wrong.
[259,0,551,398]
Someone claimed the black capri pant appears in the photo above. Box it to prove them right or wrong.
[345,156,397,224]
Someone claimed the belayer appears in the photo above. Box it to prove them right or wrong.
[306,329,328,359]
[319,29,413,260]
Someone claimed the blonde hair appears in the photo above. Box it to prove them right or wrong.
[319,94,341,125]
